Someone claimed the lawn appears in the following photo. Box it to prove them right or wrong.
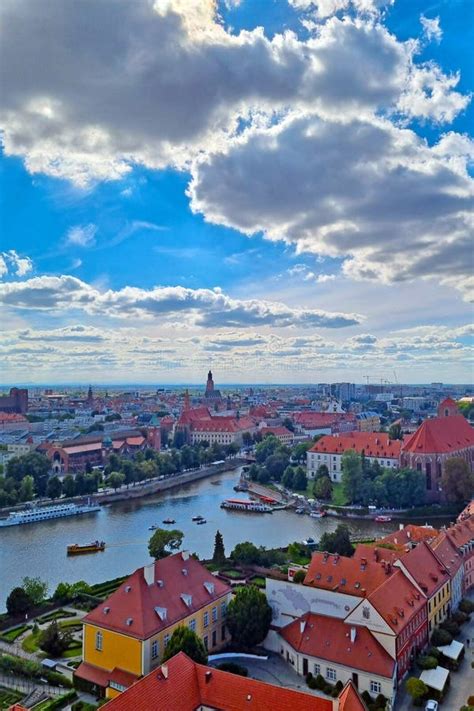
[60,644,82,658]
[249,576,266,588]
[58,620,82,632]
[0,624,31,643]
[36,609,77,625]
[220,569,245,580]
[22,629,41,653]
[0,686,22,710]
[330,483,348,507]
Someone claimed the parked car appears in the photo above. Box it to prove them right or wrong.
[425,701,438,711]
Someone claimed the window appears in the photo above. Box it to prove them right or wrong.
[95,630,103,651]
[313,664,320,675]
[203,611,209,628]
[212,606,218,622]
[370,681,381,694]
[109,681,126,692]
[221,601,227,618]
[151,640,159,659]
[188,619,196,632]
[164,634,170,648]
[326,668,336,681]
[203,635,208,650]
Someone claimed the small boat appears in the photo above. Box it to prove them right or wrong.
[67,540,105,556]
[162,518,176,524]
[310,510,327,519]
[192,515,204,521]
[197,519,207,525]
[295,508,305,515]
[375,515,392,523]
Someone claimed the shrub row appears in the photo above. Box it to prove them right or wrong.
[0,624,31,643]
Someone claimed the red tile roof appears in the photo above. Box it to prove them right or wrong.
[261,426,293,437]
[446,516,474,549]
[309,432,401,459]
[378,524,438,549]
[430,532,463,576]
[402,415,474,454]
[83,552,231,640]
[76,662,138,689]
[294,412,356,428]
[280,612,395,678]
[102,652,333,711]
[398,542,450,597]
[192,416,255,433]
[368,569,426,633]
[304,551,395,597]
[338,681,368,711]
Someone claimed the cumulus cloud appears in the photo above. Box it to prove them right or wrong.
[289,0,392,19]
[190,114,474,300]
[0,274,361,328]
[66,224,97,247]
[420,15,442,43]
[0,250,33,278]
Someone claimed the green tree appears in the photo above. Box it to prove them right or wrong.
[226,586,272,648]
[264,453,289,481]
[255,435,279,463]
[341,450,363,503]
[292,442,310,463]
[39,621,71,657]
[62,474,75,498]
[6,587,33,616]
[313,475,332,500]
[212,530,226,566]
[316,464,329,478]
[248,463,260,481]
[319,525,354,557]
[442,457,474,502]
[148,528,184,560]
[242,431,253,447]
[388,422,403,440]
[281,466,294,489]
[293,569,306,584]
[283,417,295,432]
[162,625,208,664]
[7,452,50,496]
[22,577,48,606]
[231,541,261,565]
[106,471,125,491]
[405,677,428,703]
[292,466,307,491]
[46,475,62,500]
[19,475,35,502]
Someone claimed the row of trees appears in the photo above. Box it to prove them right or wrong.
[0,452,51,506]
[246,435,312,491]
[6,575,92,616]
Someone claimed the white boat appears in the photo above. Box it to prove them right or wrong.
[0,501,101,527]
[309,510,327,518]
[221,498,272,513]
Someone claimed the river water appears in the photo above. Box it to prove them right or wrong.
[0,467,426,610]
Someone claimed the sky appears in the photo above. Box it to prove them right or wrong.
[0,0,473,386]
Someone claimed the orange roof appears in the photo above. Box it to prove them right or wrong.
[309,432,401,459]
[102,652,333,711]
[398,542,450,597]
[304,551,394,597]
[75,662,138,689]
[294,412,356,427]
[446,516,474,549]
[338,681,368,711]
[379,524,438,549]
[261,426,293,437]
[402,415,474,454]
[0,412,28,422]
[192,416,255,433]
[368,569,426,632]
[280,612,395,678]
[430,532,463,576]
[83,552,231,640]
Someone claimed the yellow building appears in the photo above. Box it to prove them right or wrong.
[75,551,232,698]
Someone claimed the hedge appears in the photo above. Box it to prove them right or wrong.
[0,624,31,643]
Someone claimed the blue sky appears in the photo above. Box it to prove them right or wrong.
[0,0,472,384]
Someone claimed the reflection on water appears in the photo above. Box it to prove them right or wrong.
[0,467,413,609]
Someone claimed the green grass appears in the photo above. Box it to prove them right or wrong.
[58,620,82,632]
[0,624,31,643]
[37,610,76,624]
[22,629,41,653]
[221,569,245,579]
[250,576,266,588]
[330,483,348,507]
[0,687,22,710]
[60,644,82,659]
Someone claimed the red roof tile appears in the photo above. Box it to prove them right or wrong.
[430,532,463,575]
[379,524,438,549]
[398,542,450,597]
[280,612,395,678]
[102,652,333,711]
[402,415,474,454]
[83,552,231,640]
[304,551,395,597]
[368,569,426,632]
[309,432,401,459]
[75,662,138,689]
[338,681,368,711]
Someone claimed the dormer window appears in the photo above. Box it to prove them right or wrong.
[103,606,110,615]
[155,606,167,621]
[181,593,192,607]
[204,581,215,595]
[126,617,133,626]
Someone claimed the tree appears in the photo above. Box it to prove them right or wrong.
[292,466,307,491]
[341,450,363,503]
[281,466,294,489]
[226,586,272,648]
[318,525,354,557]
[388,422,402,440]
[316,464,329,478]
[248,464,260,481]
[7,452,50,496]
[6,587,32,616]
[292,441,310,463]
[106,471,125,491]
[19,475,35,502]
[242,431,253,447]
[39,621,71,657]
[212,530,226,566]
[22,577,48,606]
[442,457,474,503]
[255,435,279,464]
[162,625,208,664]
[264,453,289,481]
[230,541,261,566]
[148,528,184,560]
[283,417,295,432]
[313,475,332,500]
[405,677,428,703]
[62,474,75,498]
[293,569,306,584]
[46,476,62,500]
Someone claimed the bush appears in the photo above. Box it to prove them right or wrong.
[34,691,76,710]
[314,674,325,690]
[361,690,373,705]
[307,677,318,690]
[330,688,339,698]
[305,672,313,684]
[440,619,460,637]
[216,662,248,677]
[292,570,306,584]
[72,703,98,711]
[39,621,72,657]
[334,680,343,692]
[431,627,453,646]
[375,693,388,708]
[45,671,73,688]
[323,684,333,695]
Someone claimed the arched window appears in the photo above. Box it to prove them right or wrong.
[96,630,103,651]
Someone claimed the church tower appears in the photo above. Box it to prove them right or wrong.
[206,370,215,395]
[87,385,94,405]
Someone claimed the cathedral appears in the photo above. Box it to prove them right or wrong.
[204,370,223,406]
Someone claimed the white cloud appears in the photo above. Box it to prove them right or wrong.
[0,251,33,278]
[420,15,442,43]
[66,224,97,247]
[0,274,362,328]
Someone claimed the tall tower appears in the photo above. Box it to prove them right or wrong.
[87,385,94,405]
[205,370,214,395]
[184,389,190,411]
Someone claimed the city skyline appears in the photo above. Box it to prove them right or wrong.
[1,0,473,385]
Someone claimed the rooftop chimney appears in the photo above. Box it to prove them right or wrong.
[161,664,168,680]
[144,563,155,586]
[350,627,357,643]
[182,551,190,561]
[205,671,212,683]
[300,620,306,635]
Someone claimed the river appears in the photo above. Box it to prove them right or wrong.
[0,467,432,610]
